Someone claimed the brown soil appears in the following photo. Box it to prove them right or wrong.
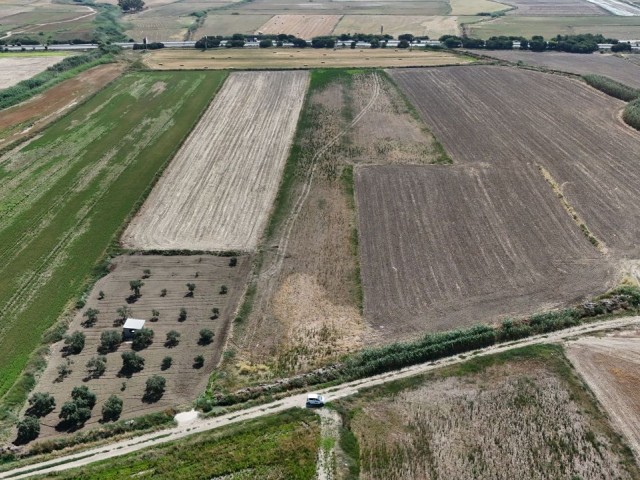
[390,66,640,258]
[256,14,341,38]
[346,358,637,479]
[122,71,309,252]
[355,164,614,341]
[481,50,640,89]
[0,63,124,148]
[566,329,640,463]
[30,254,250,440]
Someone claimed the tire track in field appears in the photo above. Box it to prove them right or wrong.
[244,73,381,349]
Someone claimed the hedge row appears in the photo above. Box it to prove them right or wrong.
[624,99,640,130]
[583,74,640,102]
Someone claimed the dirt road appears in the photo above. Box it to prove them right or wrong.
[3,315,639,479]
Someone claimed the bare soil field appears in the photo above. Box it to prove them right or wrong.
[226,71,447,386]
[256,14,341,38]
[333,15,464,38]
[0,56,66,88]
[30,254,250,439]
[122,71,308,252]
[143,48,472,70]
[481,50,640,89]
[390,66,640,258]
[195,14,272,37]
[336,346,640,479]
[501,0,606,15]
[355,164,613,340]
[566,329,640,462]
[0,63,124,148]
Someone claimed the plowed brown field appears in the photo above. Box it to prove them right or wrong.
[481,50,640,89]
[31,254,250,439]
[355,164,612,339]
[256,15,341,38]
[390,66,640,257]
[122,71,308,252]
[0,63,124,148]
[566,330,640,462]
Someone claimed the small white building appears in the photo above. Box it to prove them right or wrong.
[123,318,145,340]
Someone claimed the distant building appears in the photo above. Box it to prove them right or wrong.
[123,318,145,340]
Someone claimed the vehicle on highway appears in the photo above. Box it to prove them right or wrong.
[305,393,325,408]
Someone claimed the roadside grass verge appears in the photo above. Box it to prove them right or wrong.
[28,409,319,479]
[0,70,227,436]
[0,47,117,110]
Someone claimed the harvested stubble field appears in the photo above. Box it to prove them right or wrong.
[144,48,471,70]
[123,71,308,252]
[390,66,640,258]
[0,63,124,148]
[468,15,640,39]
[500,0,606,15]
[481,51,640,89]
[0,71,225,413]
[449,0,509,14]
[31,254,250,439]
[333,15,467,38]
[228,70,443,385]
[229,0,449,15]
[0,56,66,88]
[256,14,341,38]
[335,345,640,479]
[195,14,272,37]
[355,164,612,340]
[567,328,640,462]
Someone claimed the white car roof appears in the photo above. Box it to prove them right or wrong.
[307,393,322,400]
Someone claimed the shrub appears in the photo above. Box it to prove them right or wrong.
[59,402,91,428]
[160,288,167,297]
[27,392,55,417]
[193,355,205,369]
[121,351,145,375]
[259,39,273,48]
[199,329,214,345]
[165,330,180,347]
[132,327,154,351]
[623,98,640,131]
[161,356,173,370]
[143,375,166,402]
[82,308,100,327]
[102,395,123,422]
[611,42,631,53]
[64,331,85,354]
[72,385,97,409]
[211,307,220,319]
[583,74,640,102]
[186,283,196,296]
[129,279,144,298]
[86,355,107,379]
[16,416,40,443]
[99,330,122,353]
[57,359,73,381]
[178,307,187,321]
[219,285,228,295]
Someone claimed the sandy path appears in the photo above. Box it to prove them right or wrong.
[4,316,639,479]
[122,71,308,252]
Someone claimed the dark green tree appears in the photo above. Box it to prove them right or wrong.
[143,375,166,402]
[199,329,214,345]
[26,392,55,417]
[118,0,145,12]
[132,327,154,351]
[86,355,107,379]
[99,330,122,353]
[102,395,123,422]
[16,416,40,443]
[64,331,85,354]
[121,351,145,375]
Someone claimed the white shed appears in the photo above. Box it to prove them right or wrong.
[123,318,145,340]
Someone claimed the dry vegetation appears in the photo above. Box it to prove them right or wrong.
[499,0,605,15]
[333,15,464,38]
[143,48,471,70]
[195,14,272,37]
[228,70,443,385]
[123,71,308,252]
[567,328,640,462]
[0,56,66,88]
[390,66,640,258]
[256,14,341,38]
[355,164,612,341]
[482,50,640,89]
[226,0,449,16]
[339,346,639,479]
[30,254,250,439]
[0,63,124,148]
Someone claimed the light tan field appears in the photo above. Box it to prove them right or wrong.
[144,48,472,70]
[256,14,341,38]
[29,255,251,439]
[195,14,272,36]
[567,329,640,462]
[122,71,308,252]
[0,56,65,88]
[450,0,510,13]
[333,15,463,38]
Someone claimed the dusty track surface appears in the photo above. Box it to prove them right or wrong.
[256,14,341,38]
[122,71,308,252]
[566,329,640,462]
[0,63,124,147]
[0,56,65,88]
[3,316,639,479]
[390,66,640,258]
[356,164,613,339]
[31,255,250,439]
[482,50,640,89]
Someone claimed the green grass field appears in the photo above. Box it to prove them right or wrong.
[0,70,226,414]
[36,409,319,479]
